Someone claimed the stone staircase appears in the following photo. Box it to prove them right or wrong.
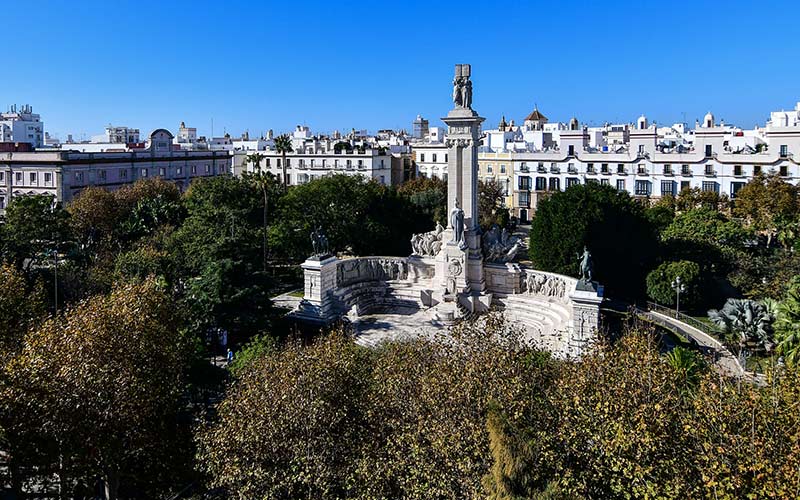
[333,279,435,318]
[496,294,572,351]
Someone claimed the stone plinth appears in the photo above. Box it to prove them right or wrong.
[484,262,523,296]
[292,255,339,324]
[567,281,604,358]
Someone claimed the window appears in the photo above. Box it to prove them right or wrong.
[637,164,647,175]
[432,154,437,162]
[16,172,22,183]
[681,164,691,176]
[780,165,788,177]
[121,169,128,179]
[380,175,385,185]
[500,164,506,174]
[638,144,645,154]
[663,164,672,175]
[753,165,762,175]
[44,172,52,184]
[535,177,546,191]
[141,168,148,178]
[74,172,84,182]
[661,180,675,196]
[518,176,531,190]
[191,165,197,175]
[0,197,4,209]
[159,167,166,177]
[566,177,580,188]
[617,164,625,174]
[29,172,37,183]
[601,163,609,174]
[277,158,282,167]
[616,179,626,191]
[734,165,742,176]
[634,180,651,196]
[98,170,106,181]
[702,181,719,193]
[600,178,610,186]
[587,163,594,173]
[346,160,352,168]
[205,164,211,174]
[0,172,4,183]
[420,153,425,162]
[537,162,545,173]
[444,154,448,162]
[567,163,577,174]
[266,158,271,167]
[487,164,493,174]
[780,145,789,157]
[705,145,713,157]
[705,164,715,176]
[550,163,559,173]
[176,166,182,176]
[568,145,575,156]
[680,181,691,192]
[519,191,530,207]
[548,178,560,191]
[380,159,385,168]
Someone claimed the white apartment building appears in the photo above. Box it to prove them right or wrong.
[91,125,141,144]
[0,129,231,214]
[0,105,44,148]
[241,147,396,186]
[509,107,800,222]
[413,142,449,180]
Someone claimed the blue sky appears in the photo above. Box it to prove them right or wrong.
[6,0,800,139]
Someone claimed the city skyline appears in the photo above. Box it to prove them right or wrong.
[7,0,800,138]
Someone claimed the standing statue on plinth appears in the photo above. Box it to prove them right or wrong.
[461,79,472,109]
[450,199,465,249]
[577,246,593,282]
[311,226,330,258]
[452,76,463,108]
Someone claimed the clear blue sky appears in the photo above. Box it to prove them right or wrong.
[6,0,799,140]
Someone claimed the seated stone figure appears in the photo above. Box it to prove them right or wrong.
[410,222,445,257]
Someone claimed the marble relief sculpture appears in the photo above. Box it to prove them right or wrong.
[524,271,567,300]
[411,222,444,257]
[482,224,521,263]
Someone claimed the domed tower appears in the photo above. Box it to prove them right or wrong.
[637,114,648,130]
[523,106,547,131]
[703,111,715,128]
[569,116,580,131]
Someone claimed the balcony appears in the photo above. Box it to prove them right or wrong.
[549,167,561,174]
[537,166,547,173]
[636,170,649,177]
[704,170,717,178]
[519,165,530,173]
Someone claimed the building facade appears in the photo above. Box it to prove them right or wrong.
[0,105,44,148]
[0,129,231,214]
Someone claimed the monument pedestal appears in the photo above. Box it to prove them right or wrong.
[292,255,339,324]
[567,280,603,358]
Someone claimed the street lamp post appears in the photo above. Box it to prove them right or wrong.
[672,275,686,314]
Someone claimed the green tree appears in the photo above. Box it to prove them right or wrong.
[733,172,800,247]
[1,278,192,499]
[269,174,426,260]
[528,182,658,297]
[397,176,448,227]
[645,260,703,310]
[665,346,705,394]
[479,179,511,230]
[1,194,71,272]
[774,278,800,367]
[169,176,271,339]
[0,263,47,356]
[482,404,536,500]
[676,186,730,212]
[273,134,294,185]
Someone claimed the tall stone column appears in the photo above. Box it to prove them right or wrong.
[293,255,339,324]
[436,63,487,297]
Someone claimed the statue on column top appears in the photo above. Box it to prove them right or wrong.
[452,64,472,110]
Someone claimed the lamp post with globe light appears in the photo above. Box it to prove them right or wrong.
[672,275,686,314]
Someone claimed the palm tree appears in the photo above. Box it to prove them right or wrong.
[244,152,269,271]
[273,135,293,186]
[774,280,800,367]
[708,298,774,353]
[666,346,704,393]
